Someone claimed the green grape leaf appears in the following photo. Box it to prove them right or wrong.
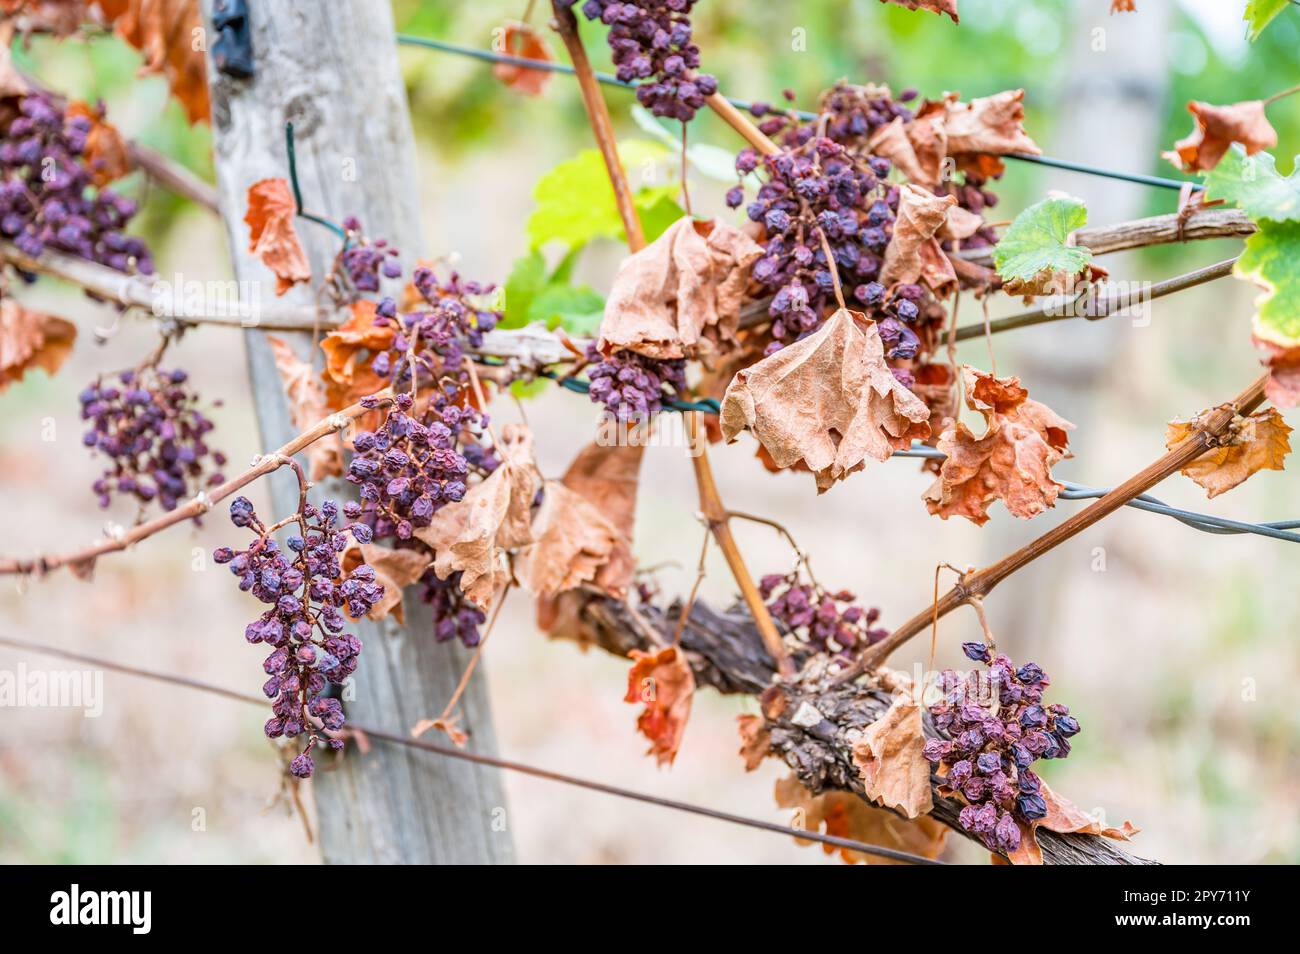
[527,139,682,250]
[527,283,605,335]
[991,196,1091,284]
[1235,220,1300,346]
[1244,0,1290,41]
[510,378,550,401]
[500,250,548,329]
[1204,146,1300,223]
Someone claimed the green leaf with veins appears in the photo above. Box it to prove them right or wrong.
[527,139,682,251]
[527,283,605,335]
[501,249,548,329]
[991,196,1092,284]
[1204,146,1300,223]
[1235,220,1300,346]
[1244,0,1290,41]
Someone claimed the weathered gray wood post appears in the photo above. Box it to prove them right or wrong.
[201,0,514,863]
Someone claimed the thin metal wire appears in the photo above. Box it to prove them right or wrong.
[0,634,943,865]
[394,33,1198,193]
[284,122,349,240]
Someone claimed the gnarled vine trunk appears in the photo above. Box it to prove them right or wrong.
[201,0,514,864]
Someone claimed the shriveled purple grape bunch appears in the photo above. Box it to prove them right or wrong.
[214,495,382,779]
[420,570,487,647]
[759,572,888,662]
[728,136,906,352]
[79,366,227,512]
[923,645,1081,855]
[585,343,687,421]
[344,391,497,542]
[338,216,402,293]
[0,90,152,274]
[563,0,717,121]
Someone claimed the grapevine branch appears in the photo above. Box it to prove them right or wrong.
[837,371,1272,682]
[127,142,221,214]
[551,5,790,675]
[0,393,393,578]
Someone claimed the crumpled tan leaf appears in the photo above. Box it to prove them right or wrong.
[850,694,933,819]
[413,424,539,609]
[1164,99,1278,173]
[1006,780,1139,865]
[625,645,695,766]
[924,365,1074,525]
[868,116,945,189]
[514,481,622,598]
[1256,336,1300,410]
[598,216,763,360]
[880,184,958,293]
[67,100,132,187]
[266,335,344,481]
[491,22,554,96]
[736,713,771,772]
[774,774,949,865]
[720,308,931,493]
[1,297,76,393]
[96,0,209,124]
[1167,407,1291,499]
[245,178,311,297]
[341,543,429,624]
[941,89,1041,159]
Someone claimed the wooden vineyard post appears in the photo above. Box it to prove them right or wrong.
[201,0,514,863]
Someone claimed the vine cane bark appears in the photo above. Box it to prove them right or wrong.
[201,0,513,863]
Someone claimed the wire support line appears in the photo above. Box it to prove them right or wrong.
[0,634,943,865]
[394,33,1198,193]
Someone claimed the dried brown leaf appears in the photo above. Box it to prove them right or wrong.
[878,0,959,22]
[625,645,695,766]
[941,89,1041,159]
[1006,780,1139,865]
[266,335,343,481]
[1111,0,1136,11]
[491,22,553,96]
[96,0,209,124]
[736,713,771,772]
[867,116,944,188]
[880,184,958,291]
[598,216,763,360]
[850,694,933,818]
[340,543,428,624]
[774,774,949,865]
[1255,336,1300,410]
[245,178,311,297]
[559,438,644,595]
[410,712,468,748]
[67,100,132,187]
[1167,407,1291,499]
[924,365,1074,525]
[1164,99,1277,173]
[720,308,931,492]
[320,299,393,419]
[514,481,621,598]
[0,297,76,393]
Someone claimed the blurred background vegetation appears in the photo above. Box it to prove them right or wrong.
[3,0,1298,863]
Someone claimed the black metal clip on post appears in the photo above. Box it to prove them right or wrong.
[212,0,255,79]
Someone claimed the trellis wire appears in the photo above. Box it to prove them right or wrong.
[0,634,943,866]
[394,33,1199,193]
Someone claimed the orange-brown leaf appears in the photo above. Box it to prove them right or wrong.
[1111,0,1136,11]
[0,297,76,393]
[514,481,621,598]
[1165,100,1278,173]
[625,645,695,766]
[1255,336,1300,410]
[1006,780,1139,865]
[491,22,554,96]
[774,774,949,865]
[560,438,644,596]
[598,217,763,360]
[266,335,343,481]
[96,0,209,124]
[737,713,771,771]
[1167,407,1291,499]
[880,184,958,292]
[720,308,931,493]
[66,100,132,187]
[1,1,89,38]
[878,0,959,22]
[341,543,429,624]
[850,694,933,818]
[924,365,1074,525]
[320,299,394,413]
[245,178,311,297]
[942,89,1041,174]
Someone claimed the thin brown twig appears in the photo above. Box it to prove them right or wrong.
[414,582,513,739]
[835,370,1272,683]
[672,528,709,645]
